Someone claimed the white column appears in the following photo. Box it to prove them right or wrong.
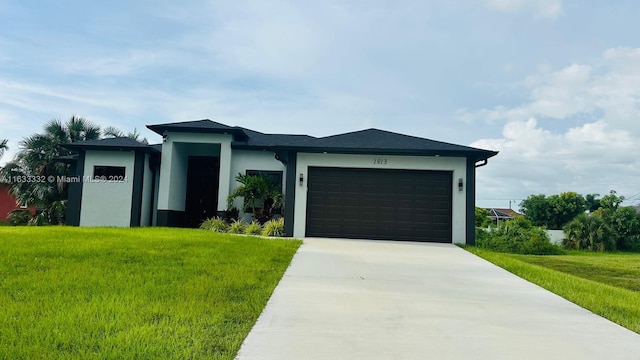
[156,136,173,211]
[218,141,232,211]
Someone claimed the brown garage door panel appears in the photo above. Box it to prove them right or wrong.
[305,167,453,242]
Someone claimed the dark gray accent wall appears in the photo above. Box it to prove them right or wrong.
[148,162,157,226]
[130,151,145,227]
[282,151,297,237]
[466,158,476,245]
[157,210,185,227]
[66,150,85,226]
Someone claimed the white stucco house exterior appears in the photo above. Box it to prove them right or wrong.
[63,119,497,244]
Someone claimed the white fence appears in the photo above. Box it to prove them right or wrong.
[547,230,564,245]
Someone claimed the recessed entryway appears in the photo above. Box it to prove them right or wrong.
[184,156,220,228]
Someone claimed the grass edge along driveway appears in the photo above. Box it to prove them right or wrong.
[0,227,301,360]
[464,247,640,334]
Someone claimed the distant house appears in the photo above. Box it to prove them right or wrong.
[485,208,522,224]
[0,184,36,221]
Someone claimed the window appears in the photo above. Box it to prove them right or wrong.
[93,166,126,181]
[244,170,284,214]
[246,170,283,189]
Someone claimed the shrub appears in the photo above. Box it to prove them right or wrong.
[475,226,492,244]
[227,173,283,223]
[245,221,262,235]
[254,208,275,224]
[520,192,586,229]
[476,216,563,255]
[199,217,228,233]
[262,218,284,237]
[563,213,615,252]
[44,200,66,225]
[28,213,49,226]
[221,207,240,223]
[475,207,492,228]
[7,210,32,226]
[227,219,247,234]
[604,206,640,251]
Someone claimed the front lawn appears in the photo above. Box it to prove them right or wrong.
[465,247,640,334]
[0,227,301,359]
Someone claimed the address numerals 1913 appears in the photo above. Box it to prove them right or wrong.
[373,158,388,165]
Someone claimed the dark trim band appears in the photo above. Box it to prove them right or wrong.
[130,151,145,227]
[280,151,297,237]
[65,150,85,226]
[466,158,476,245]
[156,210,185,227]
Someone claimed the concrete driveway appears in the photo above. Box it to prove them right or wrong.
[236,238,640,359]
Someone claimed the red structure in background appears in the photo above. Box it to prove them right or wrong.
[0,184,36,221]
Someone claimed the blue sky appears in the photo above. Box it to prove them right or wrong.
[1,0,639,208]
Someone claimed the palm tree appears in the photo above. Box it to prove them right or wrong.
[227,173,283,223]
[0,139,7,160]
[0,116,102,224]
[103,126,148,144]
[563,213,615,251]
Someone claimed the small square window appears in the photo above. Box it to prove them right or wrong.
[93,166,126,181]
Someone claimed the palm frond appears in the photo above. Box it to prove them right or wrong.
[103,126,124,138]
[0,138,8,159]
[45,118,67,143]
[83,125,102,141]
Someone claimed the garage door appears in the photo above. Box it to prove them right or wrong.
[305,167,452,242]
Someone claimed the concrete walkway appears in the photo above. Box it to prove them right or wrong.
[236,238,640,359]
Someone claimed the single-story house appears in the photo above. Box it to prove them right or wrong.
[485,208,523,225]
[62,119,497,244]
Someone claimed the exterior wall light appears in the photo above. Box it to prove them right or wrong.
[458,178,464,192]
[162,134,168,143]
[299,173,304,186]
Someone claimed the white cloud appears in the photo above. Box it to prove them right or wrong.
[469,47,640,207]
[526,64,594,118]
[52,49,162,76]
[485,0,563,19]
[564,121,633,149]
[461,48,640,130]
[0,80,141,113]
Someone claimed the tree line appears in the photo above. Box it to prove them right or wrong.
[477,191,640,253]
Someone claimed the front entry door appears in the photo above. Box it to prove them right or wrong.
[184,156,220,228]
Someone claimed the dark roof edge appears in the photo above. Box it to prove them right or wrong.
[319,127,493,152]
[63,143,161,154]
[232,143,498,160]
[146,124,249,141]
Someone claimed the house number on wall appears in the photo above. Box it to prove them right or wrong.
[373,158,388,165]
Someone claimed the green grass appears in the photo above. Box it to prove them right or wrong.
[465,247,640,334]
[511,251,640,292]
[0,227,301,359]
